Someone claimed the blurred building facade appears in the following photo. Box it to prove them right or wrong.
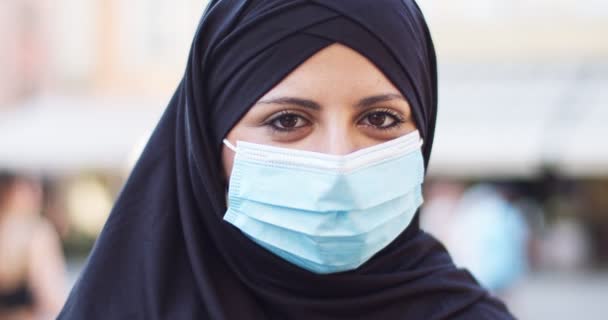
[423,0,608,62]
[0,0,206,107]
[0,0,50,107]
[3,0,608,103]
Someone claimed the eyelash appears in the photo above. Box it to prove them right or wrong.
[263,108,406,133]
[264,110,310,133]
[358,108,406,131]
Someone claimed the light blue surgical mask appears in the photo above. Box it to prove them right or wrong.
[222,130,425,274]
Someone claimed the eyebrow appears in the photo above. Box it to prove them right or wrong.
[255,93,406,110]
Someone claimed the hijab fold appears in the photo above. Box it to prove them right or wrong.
[59,1,515,319]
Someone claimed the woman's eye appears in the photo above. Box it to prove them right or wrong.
[360,111,402,129]
[268,113,309,131]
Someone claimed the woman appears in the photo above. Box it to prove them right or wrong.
[59,0,516,319]
[0,172,67,320]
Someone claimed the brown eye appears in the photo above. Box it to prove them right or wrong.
[267,112,310,131]
[360,111,400,129]
[277,114,299,128]
[367,112,388,127]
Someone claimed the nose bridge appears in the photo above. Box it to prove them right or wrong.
[324,121,357,156]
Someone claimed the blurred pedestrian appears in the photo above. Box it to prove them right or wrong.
[0,171,67,320]
[448,184,530,295]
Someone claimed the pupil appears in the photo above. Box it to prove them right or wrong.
[368,113,386,126]
[279,115,298,128]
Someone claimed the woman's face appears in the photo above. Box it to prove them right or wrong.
[222,43,417,179]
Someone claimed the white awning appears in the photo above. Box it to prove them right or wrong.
[0,94,165,173]
[428,63,608,177]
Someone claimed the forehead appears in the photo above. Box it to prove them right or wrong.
[257,43,401,102]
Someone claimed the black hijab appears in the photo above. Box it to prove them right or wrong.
[58,1,515,319]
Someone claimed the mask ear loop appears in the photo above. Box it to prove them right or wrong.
[223,139,237,152]
[222,139,237,197]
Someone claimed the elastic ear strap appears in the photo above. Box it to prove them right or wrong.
[223,139,237,152]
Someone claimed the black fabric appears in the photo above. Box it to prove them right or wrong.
[58,1,515,319]
[0,284,34,309]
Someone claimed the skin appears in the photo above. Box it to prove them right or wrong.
[222,43,418,180]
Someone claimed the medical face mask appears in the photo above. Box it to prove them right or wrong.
[222,130,425,274]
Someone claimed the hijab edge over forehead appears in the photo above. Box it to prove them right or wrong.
[215,40,418,144]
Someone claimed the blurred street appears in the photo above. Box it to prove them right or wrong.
[507,272,608,320]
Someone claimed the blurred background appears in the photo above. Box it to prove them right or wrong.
[0,0,606,319]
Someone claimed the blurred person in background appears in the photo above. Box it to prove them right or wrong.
[452,184,529,295]
[424,183,530,296]
[0,171,67,320]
